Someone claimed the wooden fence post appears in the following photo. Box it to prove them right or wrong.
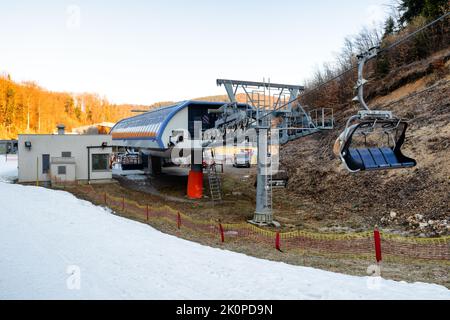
[219,223,225,243]
[275,232,281,251]
[374,227,382,263]
[177,212,181,230]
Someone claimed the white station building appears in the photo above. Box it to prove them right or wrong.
[109,100,250,198]
[18,125,113,184]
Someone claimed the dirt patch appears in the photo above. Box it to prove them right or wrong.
[366,48,450,100]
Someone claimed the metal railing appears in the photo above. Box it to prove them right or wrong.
[309,108,334,129]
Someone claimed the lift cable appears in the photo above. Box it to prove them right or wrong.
[378,79,449,110]
[245,11,449,127]
[380,11,450,54]
[301,11,450,100]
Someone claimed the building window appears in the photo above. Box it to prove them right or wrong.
[42,154,50,174]
[92,154,109,171]
[57,166,66,175]
[62,151,71,158]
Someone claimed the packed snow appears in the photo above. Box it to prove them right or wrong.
[0,155,18,183]
[0,155,449,299]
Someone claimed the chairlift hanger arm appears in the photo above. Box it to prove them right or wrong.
[355,46,380,112]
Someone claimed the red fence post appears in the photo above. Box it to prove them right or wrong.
[122,197,125,211]
[104,192,107,205]
[146,204,149,221]
[374,227,382,263]
[177,212,181,230]
[219,223,225,243]
[275,232,281,251]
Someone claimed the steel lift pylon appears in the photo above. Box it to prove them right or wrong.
[211,79,334,226]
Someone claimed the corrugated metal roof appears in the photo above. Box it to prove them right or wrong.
[110,100,231,149]
[111,102,183,142]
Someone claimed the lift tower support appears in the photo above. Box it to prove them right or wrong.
[215,79,334,226]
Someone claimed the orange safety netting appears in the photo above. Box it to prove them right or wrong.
[67,183,449,264]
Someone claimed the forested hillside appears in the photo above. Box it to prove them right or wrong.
[0,75,141,139]
[0,76,243,139]
[302,0,449,108]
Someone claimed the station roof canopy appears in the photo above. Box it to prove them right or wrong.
[110,100,246,150]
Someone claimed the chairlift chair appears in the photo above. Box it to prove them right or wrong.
[337,110,416,172]
[335,46,416,172]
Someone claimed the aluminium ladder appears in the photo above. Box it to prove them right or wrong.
[207,163,222,202]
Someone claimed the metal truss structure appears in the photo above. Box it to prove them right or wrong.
[213,79,334,226]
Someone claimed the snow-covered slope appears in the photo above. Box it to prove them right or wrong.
[0,155,17,183]
[0,157,449,299]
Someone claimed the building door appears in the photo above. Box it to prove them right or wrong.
[42,154,50,174]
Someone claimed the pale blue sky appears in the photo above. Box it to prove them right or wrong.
[0,1,391,104]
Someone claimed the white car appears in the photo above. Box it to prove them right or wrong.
[233,153,251,168]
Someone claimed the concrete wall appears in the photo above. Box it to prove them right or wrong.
[18,134,112,183]
[50,162,76,182]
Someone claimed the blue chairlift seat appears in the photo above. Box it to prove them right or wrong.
[346,147,415,171]
[341,121,416,172]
